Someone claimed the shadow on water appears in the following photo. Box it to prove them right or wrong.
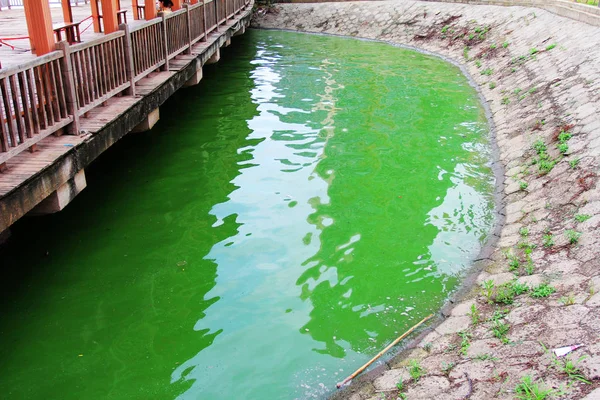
[0,30,494,400]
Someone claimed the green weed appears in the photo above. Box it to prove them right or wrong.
[569,158,580,169]
[565,229,582,244]
[408,359,425,382]
[502,41,509,48]
[492,320,510,344]
[481,68,493,76]
[531,283,555,298]
[468,303,480,325]
[559,294,575,306]
[458,331,472,356]
[519,227,529,237]
[475,59,482,68]
[557,143,569,154]
[441,362,455,376]
[489,82,496,90]
[551,355,591,384]
[519,181,528,190]
[501,96,510,105]
[575,214,591,223]
[474,353,498,361]
[514,376,554,400]
[546,43,556,51]
[542,234,554,248]
[481,279,495,302]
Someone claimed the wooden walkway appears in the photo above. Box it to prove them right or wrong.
[0,0,252,231]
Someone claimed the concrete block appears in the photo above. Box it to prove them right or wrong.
[29,169,87,215]
[132,108,160,132]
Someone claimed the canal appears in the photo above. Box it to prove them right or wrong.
[0,30,495,399]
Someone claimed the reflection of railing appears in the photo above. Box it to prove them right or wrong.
[0,0,251,164]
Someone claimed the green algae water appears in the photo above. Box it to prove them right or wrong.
[0,30,495,399]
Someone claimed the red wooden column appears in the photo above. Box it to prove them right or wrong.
[189,0,198,4]
[145,0,157,20]
[100,0,120,33]
[23,0,55,55]
[61,0,73,22]
[171,0,182,10]
[132,0,139,19]
[90,0,102,32]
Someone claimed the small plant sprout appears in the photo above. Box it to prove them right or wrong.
[524,257,535,275]
[551,354,591,384]
[441,25,450,33]
[542,234,554,248]
[514,376,555,400]
[423,342,432,352]
[501,96,510,105]
[396,377,404,390]
[489,82,496,90]
[474,353,498,361]
[463,46,470,60]
[514,88,522,95]
[512,281,529,295]
[531,283,556,298]
[569,158,580,169]
[519,181,528,190]
[458,331,472,356]
[492,320,510,344]
[481,279,495,302]
[441,362,455,376]
[502,41,509,48]
[490,43,497,50]
[575,214,591,223]
[481,68,493,76]
[475,59,482,68]
[529,48,538,56]
[468,303,480,325]
[546,43,557,51]
[565,229,582,244]
[559,294,576,306]
[558,142,569,154]
[519,227,529,237]
[589,283,596,296]
[408,360,425,382]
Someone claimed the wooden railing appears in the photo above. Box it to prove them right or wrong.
[69,31,131,115]
[0,52,73,164]
[0,0,250,165]
[130,19,166,82]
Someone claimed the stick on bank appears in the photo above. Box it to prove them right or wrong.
[336,314,434,389]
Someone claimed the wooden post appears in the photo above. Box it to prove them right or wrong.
[172,0,182,11]
[23,0,55,55]
[183,4,192,54]
[100,0,120,33]
[145,0,157,21]
[55,41,81,135]
[202,0,207,41]
[132,0,139,19]
[214,0,218,31]
[159,12,169,71]
[90,0,102,32]
[61,0,73,22]
[119,24,136,96]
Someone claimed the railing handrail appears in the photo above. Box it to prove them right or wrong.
[69,30,125,52]
[0,51,63,80]
[164,7,187,19]
[129,17,163,33]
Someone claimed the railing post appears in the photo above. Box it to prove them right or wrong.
[119,23,136,96]
[214,0,218,31]
[183,4,192,54]
[202,0,207,41]
[159,12,170,71]
[55,41,80,135]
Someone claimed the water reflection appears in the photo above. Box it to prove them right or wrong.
[172,31,494,400]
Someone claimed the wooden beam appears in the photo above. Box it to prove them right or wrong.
[90,0,102,32]
[132,0,139,19]
[145,0,157,20]
[100,0,120,33]
[61,0,73,22]
[23,0,55,55]
[172,0,182,11]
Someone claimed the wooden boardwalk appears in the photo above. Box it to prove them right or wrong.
[0,0,252,231]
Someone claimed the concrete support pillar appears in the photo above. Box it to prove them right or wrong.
[224,37,231,47]
[184,66,203,87]
[233,25,245,36]
[145,0,157,20]
[100,0,120,33]
[133,108,160,132]
[29,170,87,215]
[23,0,55,55]
[205,48,220,64]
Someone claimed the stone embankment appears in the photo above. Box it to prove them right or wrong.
[254,2,600,399]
